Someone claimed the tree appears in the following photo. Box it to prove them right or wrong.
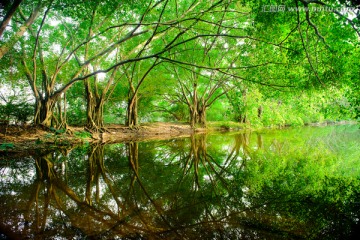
[157,4,250,127]
[0,0,23,38]
[122,60,161,127]
[164,63,233,127]
[0,0,43,59]
[1,0,359,130]
[76,0,265,129]
[13,0,156,128]
[17,0,260,129]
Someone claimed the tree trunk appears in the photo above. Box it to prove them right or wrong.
[0,0,23,38]
[188,84,207,128]
[189,104,207,127]
[258,105,263,118]
[126,93,138,127]
[189,107,198,128]
[198,105,206,127]
[56,92,68,129]
[86,99,105,132]
[241,114,247,123]
[85,99,104,132]
[84,80,105,132]
[34,97,56,128]
[191,84,198,128]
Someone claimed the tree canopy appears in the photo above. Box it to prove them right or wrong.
[0,0,359,130]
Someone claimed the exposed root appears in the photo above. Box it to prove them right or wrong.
[58,123,73,135]
[128,125,140,131]
[84,125,109,134]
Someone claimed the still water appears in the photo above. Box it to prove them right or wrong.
[1,124,360,239]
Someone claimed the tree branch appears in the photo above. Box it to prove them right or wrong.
[0,2,41,59]
[0,0,23,38]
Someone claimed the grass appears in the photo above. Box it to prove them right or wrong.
[74,130,92,139]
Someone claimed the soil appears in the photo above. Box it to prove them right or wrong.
[0,122,207,157]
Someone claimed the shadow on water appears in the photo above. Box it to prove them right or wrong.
[1,125,360,239]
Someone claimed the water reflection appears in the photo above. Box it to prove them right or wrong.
[1,125,360,239]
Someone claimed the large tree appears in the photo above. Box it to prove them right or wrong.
[1,0,358,130]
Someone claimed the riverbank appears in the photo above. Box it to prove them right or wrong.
[0,122,207,156]
[0,120,357,157]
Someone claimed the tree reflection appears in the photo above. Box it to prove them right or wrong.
[85,144,105,205]
[1,129,360,239]
[1,146,147,238]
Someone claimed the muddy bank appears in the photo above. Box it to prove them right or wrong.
[0,122,208,157]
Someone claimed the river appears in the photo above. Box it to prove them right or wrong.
[1,124,360,239]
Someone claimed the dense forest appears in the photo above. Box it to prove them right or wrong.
[0,0,359,132]
[1,2,360,238]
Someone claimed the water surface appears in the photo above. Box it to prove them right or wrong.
[1,124,360,239]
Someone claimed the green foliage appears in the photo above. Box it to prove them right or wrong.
[226,86,356,128]
[0,101,33,124]
[0,0,359,128]
[0,142,14,150]
[207,121,245,130]
[49,127,66,135]
[207,99,232,121]
[74,130,92,139]
[35,138,43,144]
